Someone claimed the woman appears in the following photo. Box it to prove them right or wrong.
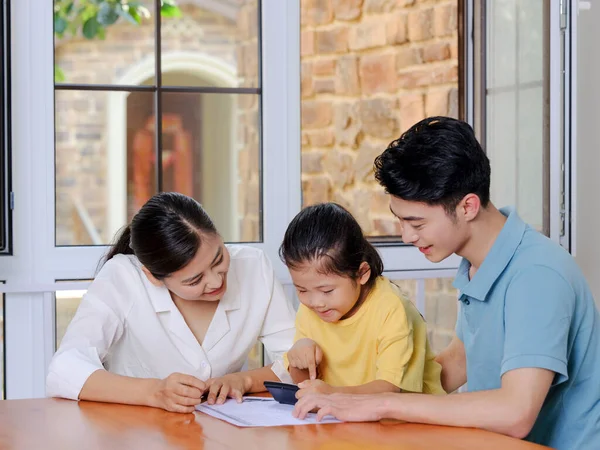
[47,192,296,413]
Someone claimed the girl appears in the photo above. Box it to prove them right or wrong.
[280,203,445,397]
[47,192,296,412]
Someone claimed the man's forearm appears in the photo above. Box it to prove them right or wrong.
[378,389,534,439]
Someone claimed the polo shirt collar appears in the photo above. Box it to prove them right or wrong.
[453,207,527,302]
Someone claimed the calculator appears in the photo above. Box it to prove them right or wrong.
[263,381,300,406]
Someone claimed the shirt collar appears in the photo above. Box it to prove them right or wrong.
[453,206,527,302]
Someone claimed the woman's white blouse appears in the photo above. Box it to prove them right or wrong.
[46,246,296,400]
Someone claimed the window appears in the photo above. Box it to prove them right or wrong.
[299,0,459,239]
[0,0,11,254]
[55,288,86,349]
[476,1,549,234]
[54,0,262,246]
[392,276,458,354]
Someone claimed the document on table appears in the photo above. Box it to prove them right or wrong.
[196,397,342,427]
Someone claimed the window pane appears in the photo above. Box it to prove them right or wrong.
[246,342,264,370]
[54,0,156,84]
[159,92,261,242]
[300,1,459,238]
[55,90,157,246]
[56,289,86,349]
[392,277,458,354]
[160,1,260,88]
[486,1,546,232]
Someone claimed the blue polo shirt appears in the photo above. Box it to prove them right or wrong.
[454,207,600,450]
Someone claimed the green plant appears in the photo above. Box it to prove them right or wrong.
[54,0,181,82]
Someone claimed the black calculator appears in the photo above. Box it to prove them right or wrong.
[263,381,300,406]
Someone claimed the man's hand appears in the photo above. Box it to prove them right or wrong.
[293,393,389,422]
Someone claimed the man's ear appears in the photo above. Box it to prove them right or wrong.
[457,193,482,222]
[357,262,372,286]
[141,266,163,287]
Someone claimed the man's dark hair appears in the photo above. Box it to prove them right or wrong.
[374,116,491,214]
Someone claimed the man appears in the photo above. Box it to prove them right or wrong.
[293,117,600,450]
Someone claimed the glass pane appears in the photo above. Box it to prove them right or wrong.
[54,0,155,84]
[576,0,600,304]
[246,341,264,370]
[161,1,260,88]
[159,92,260,243]
[423,277,457,354]
[486,1,546,232]
[55,90,157,246]
[56,289,86,349]
[391,277,458,354]
[300,1,459,238]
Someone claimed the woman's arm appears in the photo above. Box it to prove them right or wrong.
[80,370,207,413]
[203,365,281,405]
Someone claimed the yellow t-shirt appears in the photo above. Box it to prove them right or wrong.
[285,277,445,394]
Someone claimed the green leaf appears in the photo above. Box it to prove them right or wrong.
[82,17,101,39]
[54,65,66,83]
[54,15,68,34]
[97,2,119,26]
[116,6,140,25]
[160,4,182,18]
[65,1,74,15]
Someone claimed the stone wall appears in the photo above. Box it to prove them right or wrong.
[300,0,459,236]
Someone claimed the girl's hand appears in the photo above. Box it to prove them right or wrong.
[204,373,252,405]
[296,379,335,399]
[287,338,323,380]
[148,372,207,413]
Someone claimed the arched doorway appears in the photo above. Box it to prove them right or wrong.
[107,52,239,240]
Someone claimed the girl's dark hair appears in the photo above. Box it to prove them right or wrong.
[102,192,218,279]
[279,203,383,287]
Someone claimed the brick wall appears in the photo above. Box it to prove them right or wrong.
[300,0,459,236]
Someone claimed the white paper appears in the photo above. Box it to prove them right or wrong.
[196,397,341,427]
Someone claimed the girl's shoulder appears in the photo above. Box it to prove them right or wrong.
[368,277,416,318]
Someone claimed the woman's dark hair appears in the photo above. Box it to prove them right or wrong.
[374,116,491,215]
[279,203,383,288]
[102,192,217,279]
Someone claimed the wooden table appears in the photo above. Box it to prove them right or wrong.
[0,398,550,449]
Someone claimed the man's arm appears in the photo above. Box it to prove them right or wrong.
[294,367,554,439]
[435,335,467,393]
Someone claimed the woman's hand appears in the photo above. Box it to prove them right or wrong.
[148,372,207,413]
[287,338,323,380]
[204,373,252,405]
